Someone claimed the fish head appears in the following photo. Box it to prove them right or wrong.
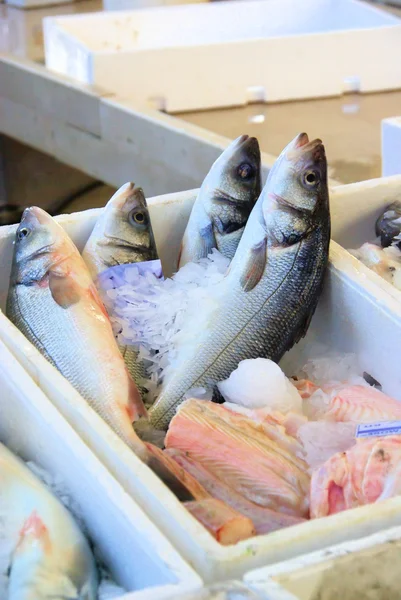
[11,207,74,285]
[206,134,262,212]
[261,133,329,245]
[92,182,158,268]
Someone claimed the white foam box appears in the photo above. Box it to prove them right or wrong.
[244,525,401,600]
[0,2,103,62]
[43,0,401,113]
[330,174,401,305]
[382,117,401,177]
[0,333,202,598]
[2,190,401,582]
[103,0,208,12]
[1,189,401,582]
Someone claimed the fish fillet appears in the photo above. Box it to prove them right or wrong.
[168,449,305,534]
[166,400,310,517]
[310,435,401,518]
[184,498,255,545]
[305,384,401,423]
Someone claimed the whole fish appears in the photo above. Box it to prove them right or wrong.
[6,207,194,501]
[178,135,262,268]
[149,133,330,429]
[82,183,159,394]
[0,442,97,600]
[375,200,401,248]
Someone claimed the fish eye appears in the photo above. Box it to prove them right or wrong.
[128,209,147,227]
[302,169,320,189]
[237,163,254,180]
[17,227,30,240]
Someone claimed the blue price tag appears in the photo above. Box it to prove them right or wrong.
[355,421,401,438]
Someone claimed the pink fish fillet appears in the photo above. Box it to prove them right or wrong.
[310,435,401,518]
[303,382,401,423]
[223,403,308,447]
[165,399,310,518]
[184,498,256,545]
[168,449,305,534]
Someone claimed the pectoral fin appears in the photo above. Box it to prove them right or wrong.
[240,237,267,292]
[199,221,217,258]
[49,271,81,308]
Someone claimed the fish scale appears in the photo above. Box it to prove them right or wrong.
[6,207,201,502]
[150,133,330,430]
[151,227,327,429]
[8,281,142,448]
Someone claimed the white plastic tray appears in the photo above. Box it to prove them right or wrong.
[2,189,401,582]
[382,117,401,177]
[0,336,202,598]
[330,174,401,304]
[245,526,401,600]
[43,0,401,113]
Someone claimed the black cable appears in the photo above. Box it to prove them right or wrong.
[46,181,105,216]
[0,181,105,226]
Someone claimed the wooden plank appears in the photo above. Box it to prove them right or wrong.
[0,55,110,136]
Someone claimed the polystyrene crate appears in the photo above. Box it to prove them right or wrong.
[43,0,401,113]
[382,117,401,177]
[0,337,202,598]
[245,526,401,600]
[330,174,401,304]
[2,188,401,582]
[103,0,208,12]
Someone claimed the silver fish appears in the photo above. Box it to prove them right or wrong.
[149,133,330,429]
[178,135,261,269]
[82,183,159,395]
[0,442,97,600]
[6,207,195,500]
[375,200,401,249]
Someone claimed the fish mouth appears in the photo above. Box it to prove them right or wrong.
[234,134,260,159]
[286,133,325,164]
[107,182,146,211]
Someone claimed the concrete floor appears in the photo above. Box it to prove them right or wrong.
[179,90,401,184]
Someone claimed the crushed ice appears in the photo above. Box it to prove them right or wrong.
[98,249,230,403]
[218,358,303,413]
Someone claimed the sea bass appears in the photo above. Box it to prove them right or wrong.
[82,183,159,393]
[0,443,97,600]
[6,207,194,501]
[150,133,330,429]
[178,135,261,268]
